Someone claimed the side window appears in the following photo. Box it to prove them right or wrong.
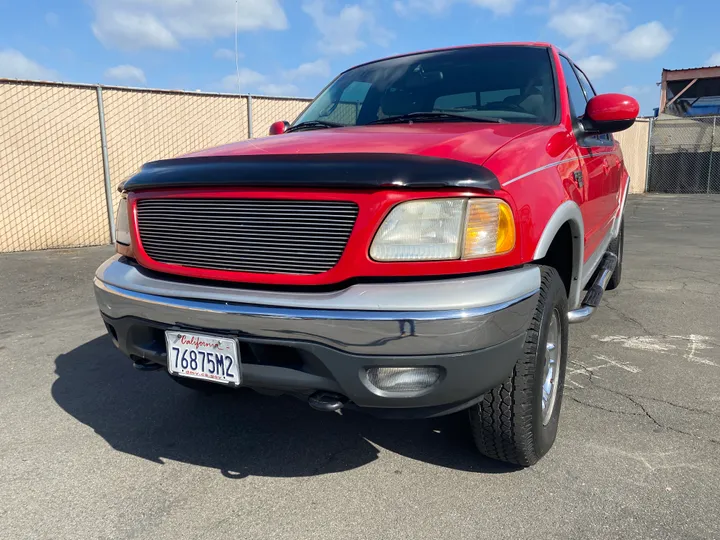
[434,92,476,110]
[574,68,596,101]
[574,67,610,141]
[559,56,587,119]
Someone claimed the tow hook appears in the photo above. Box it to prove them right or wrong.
[308,391,347,412]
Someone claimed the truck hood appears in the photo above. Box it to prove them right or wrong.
[187,123,541,166]
[120,123,546,193]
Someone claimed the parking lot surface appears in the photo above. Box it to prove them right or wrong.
[1,195,719,539]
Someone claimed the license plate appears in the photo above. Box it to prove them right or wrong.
[165,331,241,386]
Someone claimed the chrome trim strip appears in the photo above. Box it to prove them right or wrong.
[95,278,540,355]
[136,198,358,275]
[96,279,538,322]
[502,152,619,187]
[611,176,630,237]
[96,256,542,313]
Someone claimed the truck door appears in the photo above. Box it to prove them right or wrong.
[559,56,613,261]
[574,66,623,225]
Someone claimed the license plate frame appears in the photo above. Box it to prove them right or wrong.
[165,331,241,386]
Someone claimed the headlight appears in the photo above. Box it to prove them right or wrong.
[370,198,515,262]
[115,195,131,246]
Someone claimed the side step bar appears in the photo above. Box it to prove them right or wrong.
[568,252,618,324]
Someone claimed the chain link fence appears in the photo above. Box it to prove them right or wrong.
[101,88,253,222]
[6,77,714,254]
[0,79,311,253]
[647,116,720,194]
[0,82,110,252]
[251,96,311,138]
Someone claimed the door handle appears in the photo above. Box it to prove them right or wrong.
[573,170,583,188]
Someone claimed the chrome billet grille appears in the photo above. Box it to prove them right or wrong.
[136,199,359,275]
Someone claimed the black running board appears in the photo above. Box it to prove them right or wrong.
[567,252,618,324]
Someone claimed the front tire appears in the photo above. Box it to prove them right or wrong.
[468,266,569,467]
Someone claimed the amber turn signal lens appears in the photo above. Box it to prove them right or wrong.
[462,199,515,259]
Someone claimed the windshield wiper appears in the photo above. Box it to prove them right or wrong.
[368,112,505,125]
[286,120,345,133]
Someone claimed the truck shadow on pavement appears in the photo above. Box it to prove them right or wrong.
[52,336,519,477]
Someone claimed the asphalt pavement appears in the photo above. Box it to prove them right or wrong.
[1,194,719,539]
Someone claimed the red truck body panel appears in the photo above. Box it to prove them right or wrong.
[125,43,633,288]
[186,123,541,165]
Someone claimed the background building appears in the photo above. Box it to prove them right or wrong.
[660,65,720,117]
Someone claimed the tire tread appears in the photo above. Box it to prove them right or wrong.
[469,266,563,466]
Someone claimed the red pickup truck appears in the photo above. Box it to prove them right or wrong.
[94,43,638,466]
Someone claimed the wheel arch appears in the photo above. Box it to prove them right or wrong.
[532,201,584,309]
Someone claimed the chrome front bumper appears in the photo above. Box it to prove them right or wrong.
[94,256,540,356]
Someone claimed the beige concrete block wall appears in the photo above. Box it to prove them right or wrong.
[615,118,650,194]
[102,89,250,210]
[0,82,109,252]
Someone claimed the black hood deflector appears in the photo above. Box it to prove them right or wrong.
[119,153,500,192]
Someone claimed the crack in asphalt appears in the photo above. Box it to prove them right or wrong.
[602,300,655,335]
[567,374,720,447]
[636,394,720,417]
[658,264,720,283]
[567,395,643,418]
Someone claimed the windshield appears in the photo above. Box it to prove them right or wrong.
[294,46,557,127]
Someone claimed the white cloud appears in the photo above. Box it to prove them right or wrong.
[707,52,720,66]
[613,21,672,60]
[284,59,330,80]
[45,12,59,27]
[621,85,655,96]
[218,58,329,96]
[548,2,628,53]
[220,68,266,92]
[105,64,147,84]
[394,0,519,16]
[0,49,57,80]
[91,0,287,51]
[576,55,617,79]
[303,0,393,55]
[219,69,301,96]
[214,48,242,60]
[93,11,179,50]
[258,83,301,96]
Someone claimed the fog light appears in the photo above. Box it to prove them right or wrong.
[366,367,442,393]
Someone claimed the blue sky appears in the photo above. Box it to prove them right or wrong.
[1,0,719,114]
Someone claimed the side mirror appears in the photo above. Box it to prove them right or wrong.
[269,120,290,136]
[583,93,640,134]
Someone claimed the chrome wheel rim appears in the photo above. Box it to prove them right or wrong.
[541,309,561,426]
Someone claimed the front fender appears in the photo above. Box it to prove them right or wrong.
[532,201,585,310]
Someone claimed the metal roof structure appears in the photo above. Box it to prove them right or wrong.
[660,66,720,116]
